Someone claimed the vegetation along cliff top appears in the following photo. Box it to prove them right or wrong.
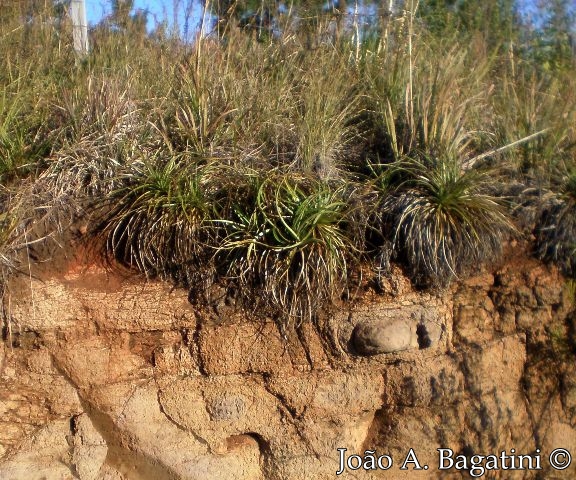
[1,0,575,331]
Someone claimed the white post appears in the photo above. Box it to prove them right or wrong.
[71,0,89,55]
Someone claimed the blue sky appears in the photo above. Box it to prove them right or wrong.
[84,0,568,37]
[86,0,186,25]
[85,0,207,38]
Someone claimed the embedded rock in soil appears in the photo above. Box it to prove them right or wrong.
[352,318,417,355]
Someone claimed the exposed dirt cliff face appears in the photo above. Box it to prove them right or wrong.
[1,247,574,479]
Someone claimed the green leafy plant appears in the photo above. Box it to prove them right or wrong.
[38,74,146,204]
[294,49,360,177]
[1,0,576,330]
[218,171,357,326]
[565,171,576,201]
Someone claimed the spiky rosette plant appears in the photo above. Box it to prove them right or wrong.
[566,171,576,200]
[103,155,219,286]
[381,156,512,287]
[536,171,576,278]
[217,171,357,327]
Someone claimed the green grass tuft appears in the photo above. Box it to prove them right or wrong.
[103,155,219,286]
[381,156,512,287]
[536,178,576,279]
[565,171,576,201]
[217,171,358,326]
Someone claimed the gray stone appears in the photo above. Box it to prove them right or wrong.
[352,318,417,355]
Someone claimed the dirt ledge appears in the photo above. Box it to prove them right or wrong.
[0,249,574,479]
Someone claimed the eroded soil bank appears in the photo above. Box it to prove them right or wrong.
[1,246,575,479]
